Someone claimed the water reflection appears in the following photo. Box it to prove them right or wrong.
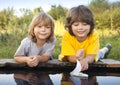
[61,73,98,85]
[0,70,120,85]
[14,72,98,85]
[14,72,53,85]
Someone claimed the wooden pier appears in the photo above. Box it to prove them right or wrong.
[0,58,120,73]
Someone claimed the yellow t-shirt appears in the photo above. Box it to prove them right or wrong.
[58,30,100,62]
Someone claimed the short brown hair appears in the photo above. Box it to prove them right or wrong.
[28,12,54,42]
[65,5,95,36]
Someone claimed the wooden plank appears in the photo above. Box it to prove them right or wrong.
[100,59,120,68]
[0,59,75,68]
[100,59,120,64]
[0,59,120,68]
[0,59,26,67]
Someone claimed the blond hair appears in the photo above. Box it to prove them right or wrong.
[28,12,54,42]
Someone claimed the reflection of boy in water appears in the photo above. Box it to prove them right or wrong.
[61,73,98,85]
[14,72,53,85]
[61,73,74,85]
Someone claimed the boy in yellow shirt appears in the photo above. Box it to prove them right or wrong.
[59,5,112,71]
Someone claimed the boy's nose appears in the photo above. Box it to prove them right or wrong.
[78,24,83,29]
[41,26,46,31]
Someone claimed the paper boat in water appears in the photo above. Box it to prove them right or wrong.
[70,60,88,78]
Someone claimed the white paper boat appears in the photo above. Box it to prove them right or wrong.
[71,72,88,79]
[70,60,88,78]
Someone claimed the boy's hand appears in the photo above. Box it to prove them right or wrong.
[76,49,84,61]
[26,56,40,67]
[80,59,89,71]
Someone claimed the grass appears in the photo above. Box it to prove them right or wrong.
[100,34,120,60]
[97,29,120,60]
[52,36,62,59]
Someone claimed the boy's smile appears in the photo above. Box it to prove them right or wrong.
[34,25,51,40]
[72,22,90,42]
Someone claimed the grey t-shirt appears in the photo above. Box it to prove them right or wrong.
[15,36,56,59]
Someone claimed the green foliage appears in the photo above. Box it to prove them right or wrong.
[89,0,120,30]
[112,8,120,29]
[89,0,109,13]
[0,8,32,58]
[48,5,68,22]
[33,7,42,14]
[0,7,15,30]
[0,25,28,58]
[52,36,62,59]
[99,32,120,60]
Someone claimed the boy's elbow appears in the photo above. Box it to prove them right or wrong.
[13,56,22,63]
[40,55,51,62]
[14,56,18,62]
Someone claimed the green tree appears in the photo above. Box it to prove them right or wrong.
[89,0,109,14]
[110,2,120,30]
[0,7,15,30]
[33,7,42,15]
[48,5,67,22]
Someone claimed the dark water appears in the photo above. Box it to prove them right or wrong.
[0,71,120,85]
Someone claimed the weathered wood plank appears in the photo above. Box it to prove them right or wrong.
[0,59,75,68]
[0,59,120,69]
[100,59,120,68]
[0,59,120,74]
[0,59,26,67]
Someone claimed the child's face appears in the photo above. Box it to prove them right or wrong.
[72,21,90,40]
[34,23,51,41]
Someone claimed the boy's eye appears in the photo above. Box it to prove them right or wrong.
[73,23,79,26]
[82,22,88,25]
[37,25,42,28]
[73,22,88,26]
[39,26,41,28]
[36,25,51,29]
[46,26,51,29]
[74,24,79,26]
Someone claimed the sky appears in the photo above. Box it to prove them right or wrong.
[0,0,120,16]
[0,0,91,11]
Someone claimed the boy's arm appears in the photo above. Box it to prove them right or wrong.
[67,54,95,71]
[14,54,50,66]
[36,54,50,62]
[14,56,28,63]
[67,54,95,63]
[84,54,95,63]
